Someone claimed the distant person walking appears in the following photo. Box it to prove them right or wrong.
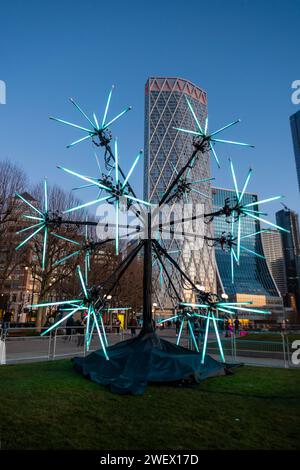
[1,311,12,339]
[65,316,75,341]
[193,319,201,347]
[115,318,121,335]
[128,316,138,336]
[225,319,230,338]
[75,318,85,347]
[234,316,240,336]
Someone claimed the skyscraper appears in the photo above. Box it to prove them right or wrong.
[275,208,300,314]
[144,77,216,309]
[261,229,288,298]
[290,110,300,192]
[212,187,285,321]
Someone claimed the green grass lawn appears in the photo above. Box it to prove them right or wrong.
[0,360,299,450]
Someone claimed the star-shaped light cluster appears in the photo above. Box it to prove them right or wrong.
[179,297,271,363]
[174,96,254,168]
[16,179,52,270]
[222,159,288,282]
[50,85,131,148]
[31,265,131,359]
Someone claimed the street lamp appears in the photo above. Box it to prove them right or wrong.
[221,293,229,300]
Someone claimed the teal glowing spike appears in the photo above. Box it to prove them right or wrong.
[242,208,268,216]
[159,263,163,287]
[217,307,236,316]
[238,168,252,203]
[211,312,225,362]
[94,151,102,173]
[158,315,179,323]
[185,97,203,134]
[212,138,254,148]
[85,251,90,284]
[217,301,252,307]
[204,116,208,135]
[244,195,283,207]
[237,217,241,261]
[49,116,93,134]
[225,305,271,314]
[229,159,239,199]
[210,119,241,137]
[57,166,112,191]
[99,315,109,347]
[44,178,48,213]
[63,195,110,213]
[201,313,210,364]
[16,224,45,250]
[122,151,143,189]
[15,192,43,216]
[41,306,82,337]
[69,97,96,129]
[23,215,44,221]
[170,160,179,175]
[230,250,234,284]
[115,199,119,255]
[17,221,44,234]
[190,177,215,185]
[190,188,209,198]
[92,308,109,360]
[242,211,290,233]
[209,142,220,168]
[103,106,132,130]
[173,127,199,136]
[31,299,81,308]
[67,134,93,148]
[177,320,184,346]
[93,112,100,130]
[240,245,265,259]
[240,229,271,240]
[187,320,199,352]
[102,85,114,128]
[53,250,81,266]
[51,232,81,246]
[114,138,119,184]
[231,247,238,263]
[42,228,48,271]
[77,265,88,299]
[180,301,212,309]
[85,305,91,345]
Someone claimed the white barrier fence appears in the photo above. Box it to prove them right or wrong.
[0,326,299,369]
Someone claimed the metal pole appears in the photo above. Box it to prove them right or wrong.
[47,330,52,360]
[53,329,57,360]
[141,212,153,335]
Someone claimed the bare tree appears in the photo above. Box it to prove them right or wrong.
[19,182,87,329]
[0,160,28,295]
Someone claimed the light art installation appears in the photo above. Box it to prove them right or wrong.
[174,96,254,168]
[15,86,288,394]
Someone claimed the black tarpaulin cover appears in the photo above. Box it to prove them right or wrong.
[73,332,229,395]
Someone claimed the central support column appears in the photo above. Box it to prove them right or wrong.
[141,212,153,335]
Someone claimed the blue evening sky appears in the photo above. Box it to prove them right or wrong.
[0,0,299,220]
